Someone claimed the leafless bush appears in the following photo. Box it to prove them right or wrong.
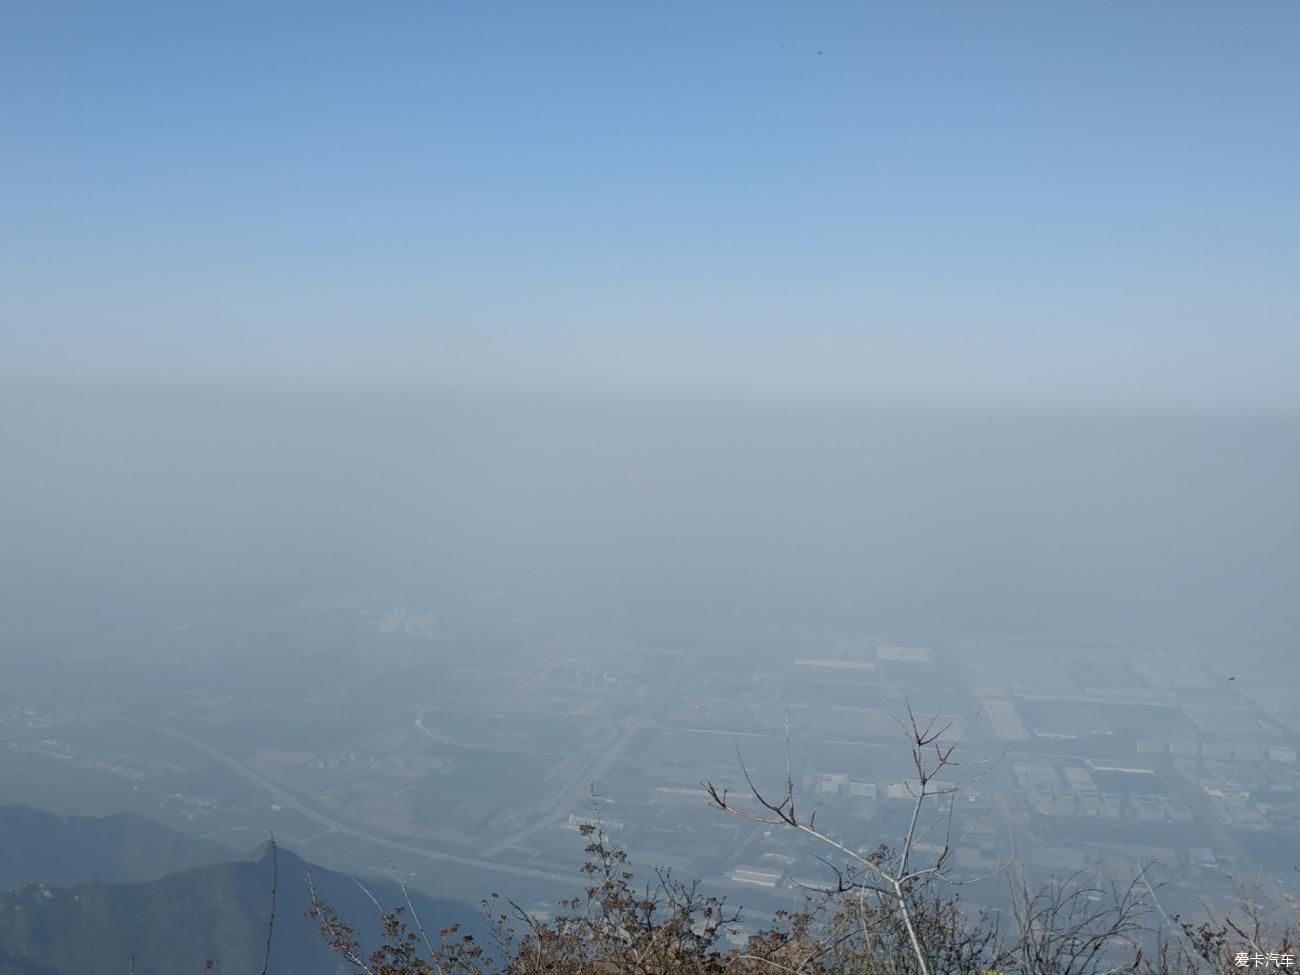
[1006,864,1150,975]
[705,704,980,975]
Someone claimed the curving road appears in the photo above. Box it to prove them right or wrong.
[113,716,578,886]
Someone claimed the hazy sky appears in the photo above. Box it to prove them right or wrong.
[4,2,1298,411]
[4,385,1298,650]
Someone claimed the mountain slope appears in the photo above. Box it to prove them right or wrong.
[0,843,483,975]
[0,805,234,892]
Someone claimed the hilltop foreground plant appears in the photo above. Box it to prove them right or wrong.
[705,705,978,975]
[308,820,742,975]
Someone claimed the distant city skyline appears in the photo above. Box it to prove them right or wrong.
[4,2,1298,413]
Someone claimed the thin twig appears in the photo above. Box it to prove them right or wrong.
[259,836,278,975]
[387,856,446,975]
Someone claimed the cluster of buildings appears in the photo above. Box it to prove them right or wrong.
[377,606,437,637]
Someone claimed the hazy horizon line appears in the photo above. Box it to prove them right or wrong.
[5,371,1297,424]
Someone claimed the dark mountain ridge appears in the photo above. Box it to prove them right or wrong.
[0,810,482,975]
[0,804,234,892]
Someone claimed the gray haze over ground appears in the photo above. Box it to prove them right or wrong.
[3,381,1296,657]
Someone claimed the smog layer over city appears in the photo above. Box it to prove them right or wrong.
[2,4,1298,974]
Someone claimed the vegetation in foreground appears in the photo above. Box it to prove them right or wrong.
[310,709,1300,975]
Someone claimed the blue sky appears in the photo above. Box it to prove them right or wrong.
[3,1,1298,411]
